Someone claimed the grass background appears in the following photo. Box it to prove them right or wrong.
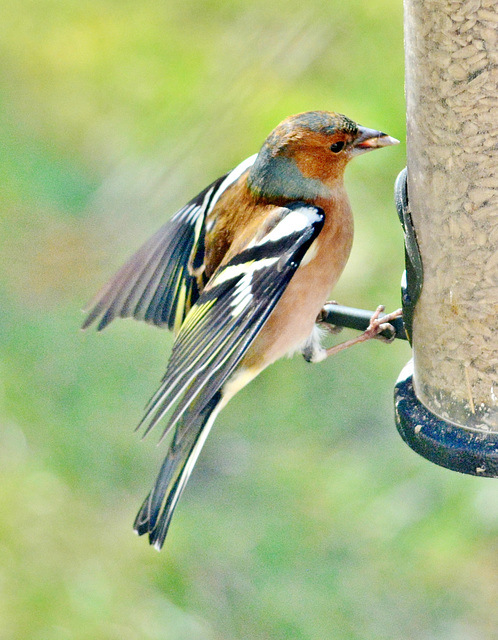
[1,1,498,638]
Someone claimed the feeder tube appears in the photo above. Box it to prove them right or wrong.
[404,0,498,430]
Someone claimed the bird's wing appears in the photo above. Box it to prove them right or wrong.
[139,201,325,440]
[82,154,258,333]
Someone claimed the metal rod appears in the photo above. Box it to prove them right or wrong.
[319,304,407,341]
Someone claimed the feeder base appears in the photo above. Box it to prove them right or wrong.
[394,361,498,477]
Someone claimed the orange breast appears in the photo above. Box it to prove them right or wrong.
[241,189,354,369]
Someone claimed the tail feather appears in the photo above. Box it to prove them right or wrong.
[134,391,223,550]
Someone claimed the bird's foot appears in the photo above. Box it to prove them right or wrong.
[364,305,403,344]
[309,305,402,362]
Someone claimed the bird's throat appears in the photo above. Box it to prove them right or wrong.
[248,153,331,202]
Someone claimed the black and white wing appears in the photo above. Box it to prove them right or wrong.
[134,202,324,548]
[140,201,325,439]
[82,154,257,333]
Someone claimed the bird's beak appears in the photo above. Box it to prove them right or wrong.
[351,126,400,155]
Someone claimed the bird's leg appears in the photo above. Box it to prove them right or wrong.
[302,301,343,362]
[305,305,402,363]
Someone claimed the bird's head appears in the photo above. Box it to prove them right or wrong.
[248,111,399,202]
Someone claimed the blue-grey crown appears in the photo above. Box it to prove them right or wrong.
[289,111,358,137]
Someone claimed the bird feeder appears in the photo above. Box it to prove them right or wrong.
[394,0,498,475]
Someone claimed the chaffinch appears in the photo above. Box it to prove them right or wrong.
[83,111,400,550]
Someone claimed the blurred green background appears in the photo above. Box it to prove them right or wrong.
[1,1,498,638]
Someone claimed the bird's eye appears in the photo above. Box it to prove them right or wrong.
[330,141,345,153]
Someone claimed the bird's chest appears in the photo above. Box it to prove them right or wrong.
[244,195,354,367]
[293,194,354,303]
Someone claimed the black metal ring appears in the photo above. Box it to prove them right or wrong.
[394,362,498,477]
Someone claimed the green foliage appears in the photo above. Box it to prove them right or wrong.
[1,0,497,638]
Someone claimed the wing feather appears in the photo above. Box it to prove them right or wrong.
[140,202,325,440]
[82,154,257,333]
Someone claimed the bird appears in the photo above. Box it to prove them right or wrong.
[83,111,400,550]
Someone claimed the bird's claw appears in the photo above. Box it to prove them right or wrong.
[368,305,403,343]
